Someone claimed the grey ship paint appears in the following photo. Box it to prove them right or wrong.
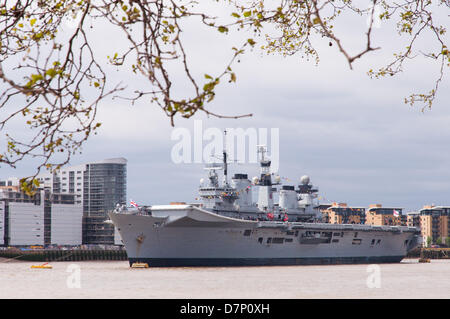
[109,146,421,267]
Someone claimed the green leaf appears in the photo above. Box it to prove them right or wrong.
[45,68,57,78]
[30,74,43,85]
[218,26,228,33]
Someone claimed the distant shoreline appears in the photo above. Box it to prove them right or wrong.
[0,248,128,262]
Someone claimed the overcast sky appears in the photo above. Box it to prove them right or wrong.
[1,3,449,212]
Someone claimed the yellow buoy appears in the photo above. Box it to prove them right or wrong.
[31,263,53,269]
[131,262,149,268]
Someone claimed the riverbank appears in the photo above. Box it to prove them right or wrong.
[0,248,128,262]
[406,248,450,259]
[0,247,448,262]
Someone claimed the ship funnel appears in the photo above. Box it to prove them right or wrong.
[279,186,298,210]
[231,174,252,208]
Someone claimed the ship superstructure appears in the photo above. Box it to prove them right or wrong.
[109,146,421,267]
[196,145,321,222]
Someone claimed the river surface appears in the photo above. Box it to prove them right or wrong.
[0,258,448,299]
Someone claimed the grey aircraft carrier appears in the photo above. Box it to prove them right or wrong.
[109,146,421,267]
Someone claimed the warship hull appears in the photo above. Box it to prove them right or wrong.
[109,205,421,267]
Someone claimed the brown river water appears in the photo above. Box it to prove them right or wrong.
[0,258,448,299]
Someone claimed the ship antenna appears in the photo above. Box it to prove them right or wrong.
[257,145,267,163]
[223,129,228,186]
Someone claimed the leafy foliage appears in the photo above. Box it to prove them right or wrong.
[0,0,448,191]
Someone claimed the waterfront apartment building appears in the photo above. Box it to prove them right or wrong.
[365,204,405,226]
[0,188,82,246]
[406,212,421,228]
[321,203,366,224]
[35,158,127,245]
[418,205,449,246]
[0,178,20,189]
